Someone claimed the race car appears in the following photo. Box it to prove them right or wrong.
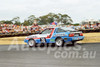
[24,27,84,47]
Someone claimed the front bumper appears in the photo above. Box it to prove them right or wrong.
[24,39,29,44]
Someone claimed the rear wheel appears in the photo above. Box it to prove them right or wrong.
[55,38,64,47]
[28,39,36,47]
[71,41,76,46]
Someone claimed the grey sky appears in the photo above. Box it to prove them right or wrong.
[0,0,100,23]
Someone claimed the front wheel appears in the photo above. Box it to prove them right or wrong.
[55,38,64,47]
[28,39,36,47]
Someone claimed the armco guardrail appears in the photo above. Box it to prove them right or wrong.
[79,29,100,33]
[0,29,100,38]
[0,32,35,38]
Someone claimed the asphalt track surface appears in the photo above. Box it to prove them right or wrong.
[0,43,100,67]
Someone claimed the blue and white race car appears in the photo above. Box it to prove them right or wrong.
[24,27,84,47]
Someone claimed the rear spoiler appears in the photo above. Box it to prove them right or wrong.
[70,31,82,34]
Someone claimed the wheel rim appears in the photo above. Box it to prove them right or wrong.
[29,40,34,46]
[56,39,63,46]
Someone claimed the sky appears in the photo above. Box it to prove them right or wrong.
[0,0,100,23]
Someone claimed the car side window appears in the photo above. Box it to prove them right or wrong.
[56,28,66,33]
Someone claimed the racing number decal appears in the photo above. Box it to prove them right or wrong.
[40,37,46,43]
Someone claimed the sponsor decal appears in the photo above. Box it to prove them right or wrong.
[64,38,67,40]
[78,38,79,40]
[54,34,67,37]
[50,39,55,41]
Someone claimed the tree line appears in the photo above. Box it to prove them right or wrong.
[0,13,73,26]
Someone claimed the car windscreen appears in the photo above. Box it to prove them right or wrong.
[41,28,53,34]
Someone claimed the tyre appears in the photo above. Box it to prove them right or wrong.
[28,39,36,47]
[71,41,76,46]
[55,38,64,47]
